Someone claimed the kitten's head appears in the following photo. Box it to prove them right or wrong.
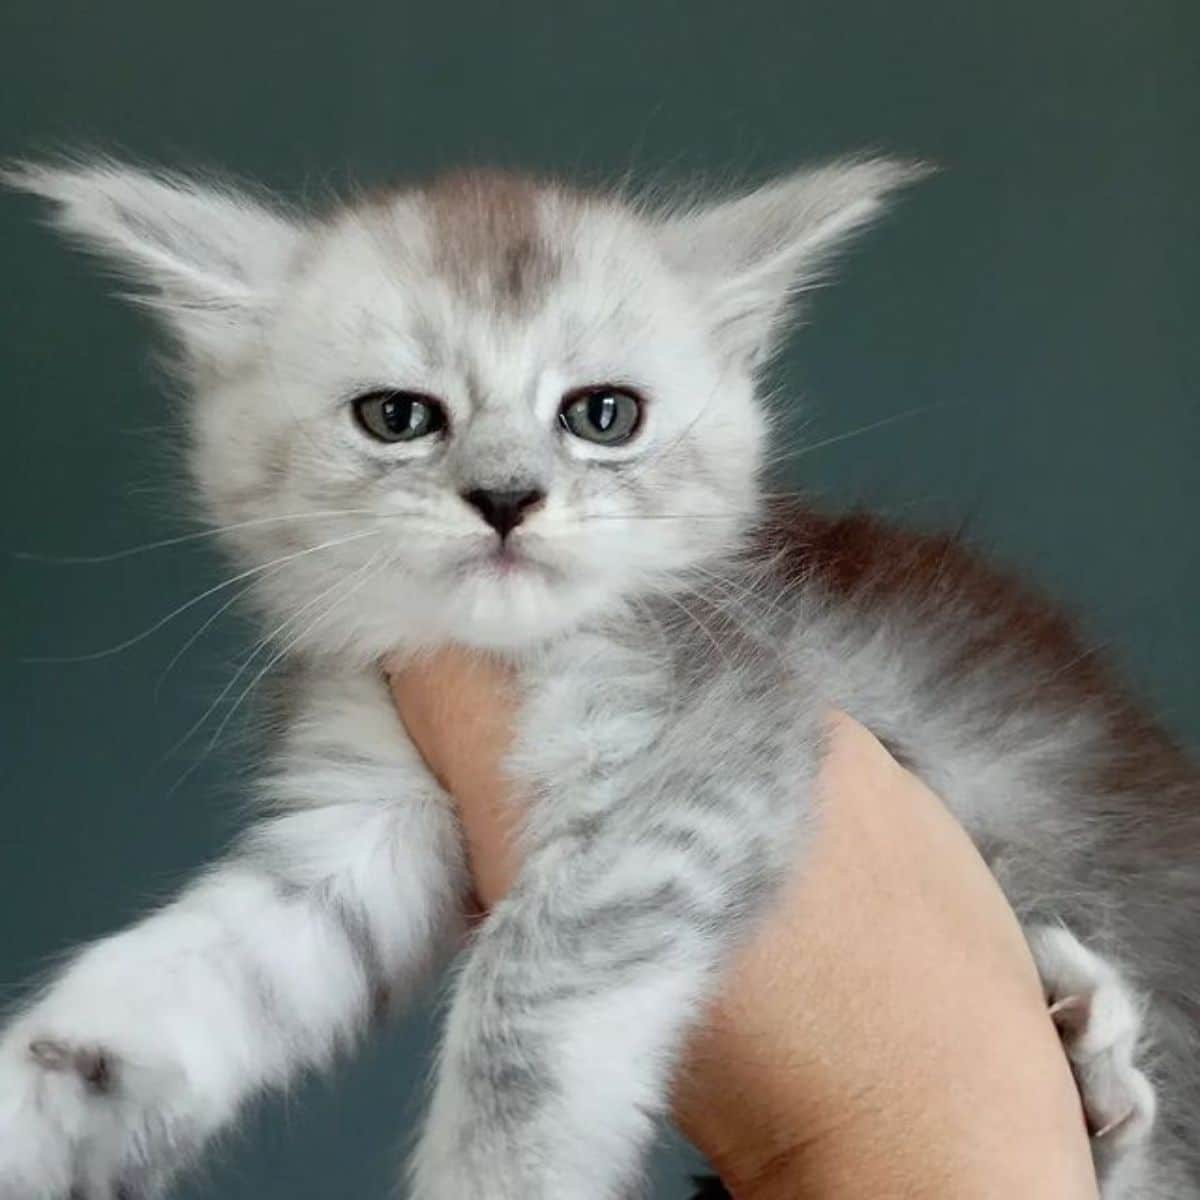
[10,155,920,656]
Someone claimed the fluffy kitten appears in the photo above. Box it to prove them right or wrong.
[2,155,1196,1200]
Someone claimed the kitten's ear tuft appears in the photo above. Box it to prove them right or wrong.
[4,156,304,365]
[659,156,930,368]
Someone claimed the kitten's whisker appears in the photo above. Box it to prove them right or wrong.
[14,510,400,564]
[650,586,732,671]
[24,530,379,663]
[579,513,747,522]
[681,579,773,648]
[153,565,286,700]
[780,402,945,464]
[685,562,785,626]
[159,551,384,765]
[204,551,389,755]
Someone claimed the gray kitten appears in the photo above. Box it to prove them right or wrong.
[1,155,1196,1199]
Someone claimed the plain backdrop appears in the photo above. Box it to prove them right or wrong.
[1,3,1196,1196]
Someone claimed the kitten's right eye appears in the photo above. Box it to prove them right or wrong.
[352,390,447,443]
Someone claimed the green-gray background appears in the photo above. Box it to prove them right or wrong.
[2,3,1196,1196]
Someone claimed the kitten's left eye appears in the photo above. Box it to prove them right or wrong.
[558,387,643,445]
[352,390,447,443]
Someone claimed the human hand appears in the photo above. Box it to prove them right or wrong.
[387,648,1097,1199]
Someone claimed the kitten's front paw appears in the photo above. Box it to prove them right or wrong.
[1027,925,1156,1192]
[0,1021,192,1198]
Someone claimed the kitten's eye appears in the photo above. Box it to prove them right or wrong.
[558,387,643,445]
[352,390,447,443]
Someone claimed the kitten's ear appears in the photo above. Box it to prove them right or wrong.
[659,156,929,368]
[4,156,303,365]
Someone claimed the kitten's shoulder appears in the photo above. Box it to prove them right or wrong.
[760,496,1095,675]
[758,496,1193,787]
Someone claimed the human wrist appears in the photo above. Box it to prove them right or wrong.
[386,650,522,904]
[678,1010,1095,1200]
[672,715,1098,1199]
[674,1031,881,1200]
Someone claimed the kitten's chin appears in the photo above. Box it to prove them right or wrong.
[436,567,601,651]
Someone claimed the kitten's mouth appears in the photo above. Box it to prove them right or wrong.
[489,543,529,575]
[453,538,561,584]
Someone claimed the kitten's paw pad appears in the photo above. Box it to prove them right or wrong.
[1028,925,1156,1155]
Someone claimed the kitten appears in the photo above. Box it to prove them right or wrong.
[1,154,1196,1200]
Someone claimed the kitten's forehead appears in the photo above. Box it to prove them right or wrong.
[420,169,566,310]
[345,169,654,319]
[313,169,673,385]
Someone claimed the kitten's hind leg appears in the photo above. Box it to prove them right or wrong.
[1026,924,1157,1197]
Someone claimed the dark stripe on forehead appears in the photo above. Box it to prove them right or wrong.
[422,169,563,309]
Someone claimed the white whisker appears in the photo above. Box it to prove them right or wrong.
[158,550,384,766]
[650,586,731,671]
[14,510,400,564]
[25,529,379,663]
[785,402,943,462]
[152,564,285,700]
[579,512,746,522]
[203,550,390,754]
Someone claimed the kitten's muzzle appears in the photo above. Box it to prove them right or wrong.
[460,487,545,539]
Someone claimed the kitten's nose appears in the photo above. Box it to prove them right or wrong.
[461,487,545,538]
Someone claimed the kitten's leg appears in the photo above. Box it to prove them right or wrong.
[411,717,812,1199]
[411,849,733,1200]
[0,668,464,1199]
[1026,924,1157,1197]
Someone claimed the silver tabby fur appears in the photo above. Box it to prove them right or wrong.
[1,154,1196,1198]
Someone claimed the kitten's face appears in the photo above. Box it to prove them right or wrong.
[15,155,916,657]
[196,177,762,654]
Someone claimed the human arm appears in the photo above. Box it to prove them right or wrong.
[388,649,1097,1199]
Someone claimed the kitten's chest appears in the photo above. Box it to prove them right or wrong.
[505,622,814,814]
[506,634,677,803]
